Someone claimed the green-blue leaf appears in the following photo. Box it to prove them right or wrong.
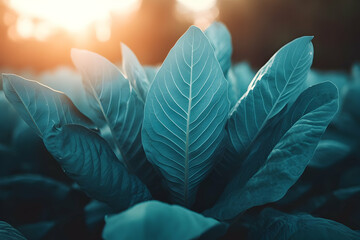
[102,201,228,240]
[0,221,27,240]
[204,82,338,220]
[309,139,352,168]
[2,74,91,138]
[121,43,150,102]
[249,208,360,240]
[44,124,151,211]
[226,62,255,105]
[205,21,232,75]
[226,36,314,166]
[142,26,230,207]
[71,49,157,186]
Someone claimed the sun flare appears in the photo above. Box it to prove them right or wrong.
[4,0,141,41]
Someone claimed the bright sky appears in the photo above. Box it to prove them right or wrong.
[4,0,218,42]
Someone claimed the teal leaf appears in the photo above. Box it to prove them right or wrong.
[309,139,352,168]
[44,124,151,211]
[226,36,314,165]
[0,221,27,240]
[2,74,92,138]
[0,91,19,145]
[102,201,228,240]
[204,82,338,220]
[226,62,255,105]
[71,49,157,186]
[142,26,230,207]
[205,21,232,75]
[39,67,90,116]
[249,208,360,240]
[121,43,150,101]
[143,66,159,83]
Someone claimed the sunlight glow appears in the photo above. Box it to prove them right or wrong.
[5,0,141,41]
[177,0,217,12]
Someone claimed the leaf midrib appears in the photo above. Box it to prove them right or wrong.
[184,32,194,207]
[236,45,309,159]
[88,82,127,165]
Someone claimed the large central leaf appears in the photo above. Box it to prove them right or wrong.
[142,26,230,207]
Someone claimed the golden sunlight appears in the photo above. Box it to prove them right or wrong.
[4,0,141,41]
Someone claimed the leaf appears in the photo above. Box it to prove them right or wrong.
[43,124,152,211]
[0,174,86,224]
[143,66,159,83]
[102,201,228,240]
[0,91,19,145]
[2,74,92,138]
[204,82,339,220]
[226,62,255,105]
[121,43,150,101]
[142,26,230,207]
[39,66,90,116]
[0,221,27,240]
[309,139,352,168]
[226,36,314,167]
[249,208,360,240]
[71,49,157,186]
[205,21,232,75]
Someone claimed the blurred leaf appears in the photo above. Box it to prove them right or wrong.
[0,174,86,225]
[249,208,360,240]
[226,62,255,105]
[102,201,228,240]
[309,139,352,168]
[121,43,149,102]
[0,91,19,145]
[205,21,232,75]
[0,221,27,240]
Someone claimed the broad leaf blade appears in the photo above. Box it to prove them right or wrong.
[44,124,151,211]
[121,43,149,101]
[71,49,157,186]
[2,74,91,138]
[249,208,360,240]
[0,221,27,240]
[142,26,230,207]
[205,82,338,220]
[205,21,232,75]
[227,36,314,164]
[102,201,228,240]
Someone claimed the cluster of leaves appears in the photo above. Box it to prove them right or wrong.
[0,22,359,239]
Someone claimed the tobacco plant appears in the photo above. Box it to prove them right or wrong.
[1,22,360,239]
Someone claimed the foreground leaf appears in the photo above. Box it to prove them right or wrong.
[204,82,338,220]
[225,36,314,171]
[102,201,227,240]
[2,74,91,138]
[121,43,150,102]
[142,26,230,206]
[0,221,27,240]
[71,49,157,186]
[249,208,360,240]
[205,21,232,75]
[44,124,151,211]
